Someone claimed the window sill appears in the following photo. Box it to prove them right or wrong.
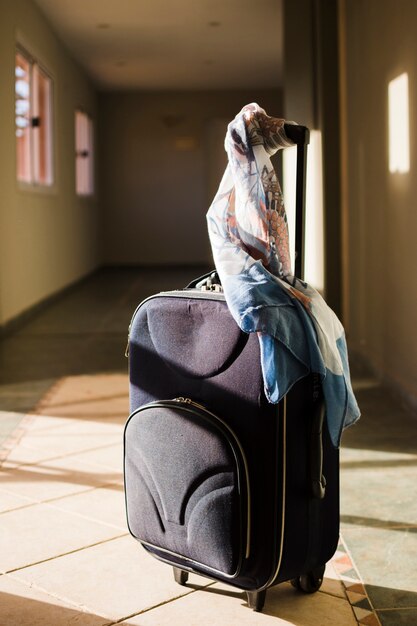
[16,181,58,195]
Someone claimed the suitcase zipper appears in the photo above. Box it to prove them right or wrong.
[254,394,287,592]
[270,394,287,584]
[173,397,206,410]
[175,395,287,588]
[174,397,251,560]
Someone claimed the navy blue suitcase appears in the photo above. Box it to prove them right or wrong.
[123,126,340,612]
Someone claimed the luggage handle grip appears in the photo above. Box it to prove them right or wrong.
[283,124,310,281]
[186,271,221,290]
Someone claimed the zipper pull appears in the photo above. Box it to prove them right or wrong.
[174,397,207,411]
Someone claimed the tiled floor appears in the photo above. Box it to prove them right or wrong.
[0,268,416,625]
[340,376,417,626]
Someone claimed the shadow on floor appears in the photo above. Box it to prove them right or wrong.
[1,462,123,491]
[0,591,109,626]
[341,515,417,532]
[0,267,208,443]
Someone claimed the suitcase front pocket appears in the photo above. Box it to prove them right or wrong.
[124,398,250,578]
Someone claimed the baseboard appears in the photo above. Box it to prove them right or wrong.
[382,370,417,414]
[350,348,417,415]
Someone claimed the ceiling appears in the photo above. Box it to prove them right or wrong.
[34,0,283,91]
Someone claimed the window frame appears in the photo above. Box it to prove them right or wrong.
[15,44,54,190]
[75,109,95,197]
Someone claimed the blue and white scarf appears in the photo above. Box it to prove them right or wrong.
[206,103,360,447]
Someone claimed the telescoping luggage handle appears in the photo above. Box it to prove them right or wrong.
[187,124,326,501]
[284,126,326,500]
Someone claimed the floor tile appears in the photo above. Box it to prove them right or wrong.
[16,414,75,432]
[353,606,374,621]
[35,374,128,423]
[320,561,347,599]
[2,415,124,468]
[12,424,120,458]
[345,582,366,594]
[342,526,417,609]
[37,453,122,487]
[1,441,63,466]
[49,484,128,530]
[0,455,120,503]
[65,443,124,473]
[0,502,125,573]
[22,415,122,437]
[0,334,122,386]
[0,411,27,440]
[363,584,417,610]
[125,580,357,626]
[347,590,368,605]
[0,489,34,513]
[358,615,381,626]
[342,383,417,456]
[12,535,210,622]
[377,608,417,625]
[0,413,32,463]
[0,574,108,626]
[0,379,55,416]
[341,447,417,527]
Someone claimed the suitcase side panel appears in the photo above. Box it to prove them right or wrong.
[127,294,339,590]
[275,378,340,585]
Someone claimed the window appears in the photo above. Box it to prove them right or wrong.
[388,72,410,174]
[75,110,94,195]
[15,48,53,185]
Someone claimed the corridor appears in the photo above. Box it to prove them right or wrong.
[1,0,417,623]
[0,268,416,625]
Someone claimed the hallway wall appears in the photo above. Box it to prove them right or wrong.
[341,0,417,404]
[0,0,99,327]
[98,90,281,265]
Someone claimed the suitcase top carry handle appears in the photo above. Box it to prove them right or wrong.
[283,124,310,282]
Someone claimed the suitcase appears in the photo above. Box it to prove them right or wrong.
[123,124,340,612]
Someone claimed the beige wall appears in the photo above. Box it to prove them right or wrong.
[282,0,316,129]
[99,90,282,265]
[342,0,417,403]
[0,0,99,326]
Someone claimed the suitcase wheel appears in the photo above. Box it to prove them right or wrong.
[173,567,189,586]
[246,589,267,612]
[291,564,326,593]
